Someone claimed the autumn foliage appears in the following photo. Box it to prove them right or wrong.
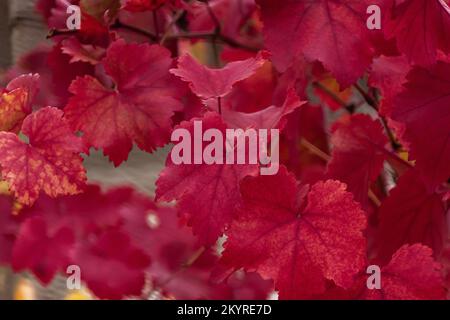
[0,0,449,300]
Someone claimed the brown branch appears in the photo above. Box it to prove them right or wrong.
[152,10,160,41]
[353,83,402,152]
[205,0,221,31]
[166,32,260,52]
[312,81,356,113]
[314,82,411,171]
[166,0,261,54]
[300,138,382,207]
[160,8,186,45]
[158,246,206,288]
[47,28,78,39]
[111,20,158,41]
[313,81,347,107]
[300,138,331,162]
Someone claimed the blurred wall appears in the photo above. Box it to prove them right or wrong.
[8,0,48,63]
[0,0,12,68]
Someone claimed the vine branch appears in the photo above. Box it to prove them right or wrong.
[353,82,402,152]
[300,138,382,207]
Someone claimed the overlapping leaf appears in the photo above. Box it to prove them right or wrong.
[141,204,273,299]
[220,166,367,299]
[392,62,450,189]
[0,195,26,265]
[326,114,388,207]
[384,0,450,66]
[369,55,410,116]
[65,39,183,165]
[156,112,259,245]
[0,74,39,133]
[257,0,378,86]
[218,89,305,130]
[170,52,267,100]
[73,228,150,299]
[0,107,86,205]
[353,245,446,300]
[375,170,447,263]
[12,216,75,284]
[16,184,156,297]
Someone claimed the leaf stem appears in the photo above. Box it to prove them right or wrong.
[46,28,78,39]
[167,32,260,51]
[312,81,355,113]
[111,19,158,41]
[353,83,402,152]
[300,138,330,162]
[153,10,160,41]
[158,246,206,288]
[217,97,222,115]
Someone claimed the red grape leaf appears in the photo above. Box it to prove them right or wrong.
[37,0,77,27]
[221,48,258,63]
[274,57,312,107]
[0,195,26,265]
[140,204,273,299]
[65,39,183,166]
[48,43,96,106]
[0,88,29,133]
[208,59,277,114]
[155,112,259,245]
[45,0,111,45]
[79,0,120,20]
[188,0,256,40]
[6,47,62,108]
[61,38,105,65]
[22,183,161,243]
[0,74,40,133]
[368,55,410,116]
[21,185,138,235]
[392,62,450,189]
[0,107,87,205]
[73,228,150,299]
[6,73,40,112]
[17,183,155,296]
[375,169,447,264]
[445,190,450,202]
[281,103,328,182]
[210,88,305,130]
[326,114,388,207]
[36,0,58,20]
[257,0,376,87]
[12,216,75,284]
[170,52,267,100]
[220,166,367,299]
[122,0,176,12]
[354,244,446,300]
[77,11,111,46]
[384,0,450,66]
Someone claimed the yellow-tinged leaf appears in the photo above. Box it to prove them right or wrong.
[0,88,28,133]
